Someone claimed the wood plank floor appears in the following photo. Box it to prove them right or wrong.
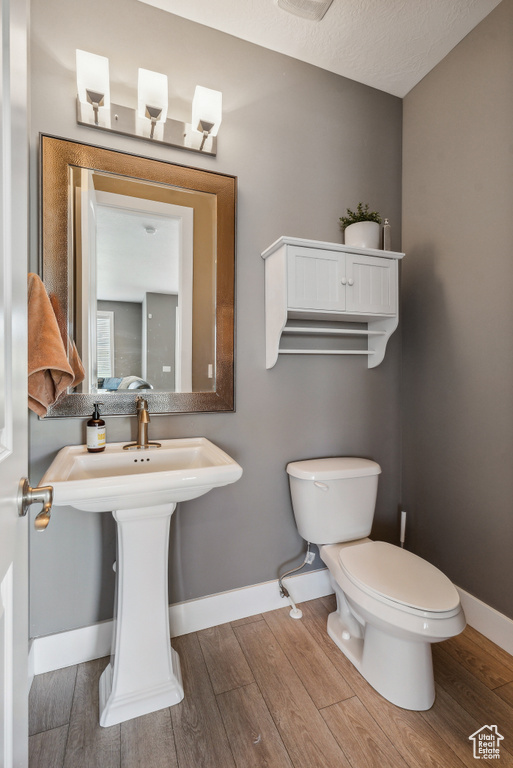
[29,596,513,768]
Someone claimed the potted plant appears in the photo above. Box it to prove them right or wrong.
[339,203,382,249]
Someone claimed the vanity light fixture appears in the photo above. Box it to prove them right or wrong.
[75,49,222,156]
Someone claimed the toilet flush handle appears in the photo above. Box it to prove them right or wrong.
[313,481,329,491]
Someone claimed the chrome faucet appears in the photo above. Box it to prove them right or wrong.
[123,397,161,450]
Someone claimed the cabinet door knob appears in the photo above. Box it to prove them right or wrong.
[348,278,354,286]
[341,278,347,285]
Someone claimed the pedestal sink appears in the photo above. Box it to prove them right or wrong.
[41,438,243,727]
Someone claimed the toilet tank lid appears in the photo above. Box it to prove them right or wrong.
[286,457,381,480]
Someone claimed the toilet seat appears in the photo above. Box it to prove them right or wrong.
[338,541,460,616]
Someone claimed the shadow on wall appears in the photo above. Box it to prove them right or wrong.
[99,513,117,621]
[400,244,467,571]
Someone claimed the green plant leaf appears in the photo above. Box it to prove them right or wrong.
[339,202,382,229]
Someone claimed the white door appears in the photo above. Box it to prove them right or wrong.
[0,0,29,765]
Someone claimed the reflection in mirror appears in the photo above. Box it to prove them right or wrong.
[41,136,236,416]
[74,171,201,394]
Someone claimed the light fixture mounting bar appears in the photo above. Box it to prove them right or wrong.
[76,99,218,157]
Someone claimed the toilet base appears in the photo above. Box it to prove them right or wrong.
[327,610,435,711]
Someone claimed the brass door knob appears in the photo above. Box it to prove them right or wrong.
[17,478,54,531]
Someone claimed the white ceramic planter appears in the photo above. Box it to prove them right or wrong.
[344,221,380,250]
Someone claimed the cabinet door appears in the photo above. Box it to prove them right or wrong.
[345,254,397,315]
[287,247,345,311]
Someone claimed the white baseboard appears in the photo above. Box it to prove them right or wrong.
[457,586,513,656]
[32,617,115,676]
[31,572,513,677]
[31,567,333,676]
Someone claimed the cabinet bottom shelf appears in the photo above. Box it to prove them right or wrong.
[266,314,398,370]
[281,326,387,337]
[279,349,374,356]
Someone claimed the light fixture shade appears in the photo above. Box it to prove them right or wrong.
[137,68,168,123]
[192,86,222,137]
[76,49,111,109]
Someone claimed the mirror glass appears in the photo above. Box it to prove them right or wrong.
[41,136,236,416]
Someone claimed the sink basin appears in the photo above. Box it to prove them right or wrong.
[41,437,243,512]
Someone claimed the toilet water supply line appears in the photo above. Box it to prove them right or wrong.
[400,510,407,548]
[278,542,315,619]
[279,511,407,618]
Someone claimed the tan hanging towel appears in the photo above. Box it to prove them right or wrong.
[49,292,85,389]
[27,273,80,416]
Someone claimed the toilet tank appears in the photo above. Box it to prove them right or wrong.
[286,457,381,545]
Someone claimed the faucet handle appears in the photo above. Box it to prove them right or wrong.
[135,396,150,423]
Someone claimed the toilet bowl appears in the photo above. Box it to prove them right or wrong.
[320,539,465,710]
[286,457,466,711]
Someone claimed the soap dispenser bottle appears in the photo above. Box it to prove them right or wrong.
[87,402,106,453]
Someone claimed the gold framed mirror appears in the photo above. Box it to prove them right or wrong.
[40,135,236,417]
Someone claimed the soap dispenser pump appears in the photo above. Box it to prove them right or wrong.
[87,402,106,453]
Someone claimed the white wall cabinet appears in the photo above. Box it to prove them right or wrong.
[262,237,404,369]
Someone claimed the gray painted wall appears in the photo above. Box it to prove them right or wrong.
[402,0,513,619]
[28,0,402,637]
[146,292,178,391]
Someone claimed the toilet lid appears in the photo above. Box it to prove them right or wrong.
[338,541,460,613]
[286,457,381,480]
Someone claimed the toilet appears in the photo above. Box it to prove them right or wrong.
[286,457,465,711]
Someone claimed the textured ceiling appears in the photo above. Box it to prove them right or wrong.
[137,0,501,97]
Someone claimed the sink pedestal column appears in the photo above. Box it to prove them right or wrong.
[99,502,184,727]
